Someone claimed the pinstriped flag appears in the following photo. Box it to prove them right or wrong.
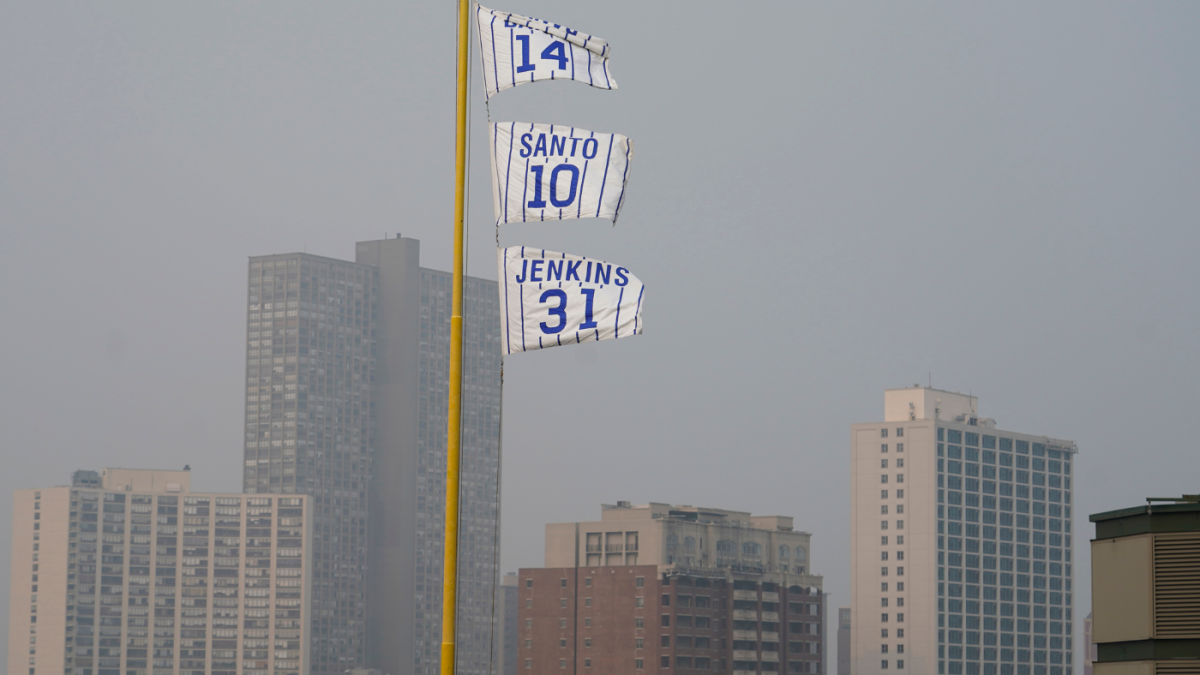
[476,5,616,99]
[489,122,633,226]
[498,247,645,355]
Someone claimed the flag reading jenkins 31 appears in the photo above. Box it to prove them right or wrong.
[476,5,617,99]
[498,247,644,355]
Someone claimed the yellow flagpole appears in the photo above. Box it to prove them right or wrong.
[441,1,471,674]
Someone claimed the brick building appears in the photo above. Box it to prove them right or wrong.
[518,502,825,674]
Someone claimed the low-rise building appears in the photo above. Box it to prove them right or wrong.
[519,502,825,674]
[1089,495,1200,675]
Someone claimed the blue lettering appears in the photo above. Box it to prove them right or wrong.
[514,260,528,284]
[582,138,598,159]
[539,289,567,334]
[549,164,579,207]
[594,263,611,285]
[515,35,535,73]
[504,20,519,28]
[546,260,563,281]
[519,133,533,158]
[533,133,548,157]
[565,28,578,39]
[579,288,598,329]
[540,41,568,70]
[615,267,629,287]
[585,261,593,283]
[565,260,582,281]
[570,138,580,157]
[529,259,544,282]
[527,165,546,208]
[550,135,567,156]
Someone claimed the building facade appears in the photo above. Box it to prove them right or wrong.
[1089,495,1200,674]
[243,236,502,675]
[499,573,519,675]
[838,608,851,675]
[521,502,826,675]
[850,387,1078,675]
[7,468,311,675]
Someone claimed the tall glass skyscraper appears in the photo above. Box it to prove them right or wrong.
[243,237,501,675]
[850,388,1077,675]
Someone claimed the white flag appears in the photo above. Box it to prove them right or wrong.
[498,247,644,355]
[490,122,633,226]
[476,5,616,99]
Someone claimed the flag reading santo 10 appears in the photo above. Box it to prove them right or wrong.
[490,122,633,225]
[476,5,617,98]
[499,247,644,355]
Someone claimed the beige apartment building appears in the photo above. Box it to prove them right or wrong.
[7,468,311,675]
[851,387,1078,675]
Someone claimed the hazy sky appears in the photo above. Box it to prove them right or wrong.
[3,2,1199,668]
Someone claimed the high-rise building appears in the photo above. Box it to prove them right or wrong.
[1089,495,1200,674]
[243,237,502,675]
[6,468,312,675]
[838,608,851,675]
[850,387,1078,675]
[519,502,826,675]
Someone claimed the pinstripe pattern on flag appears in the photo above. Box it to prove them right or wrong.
[476,5,616,99]
[489,122,633,226]
[498,247,645,356]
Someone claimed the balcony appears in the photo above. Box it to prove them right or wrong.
[732,631,758,641]
[732,610,759,622]
[585,545,602,553]
[761,632,779,642]
[605,544,624,552]
[761,592,780,603]
[761,611,780,622]
[732,651,758,661]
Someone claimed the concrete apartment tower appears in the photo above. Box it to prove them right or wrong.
[7,468,312,675]
[519,502,826,674]
[850,387,1078,675]
[243,237,502,675]
[838,607,851,675]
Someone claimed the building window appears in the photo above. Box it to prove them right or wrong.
[661,656,671,668]
[897,520,904,530]
[525,659,531,669]
[560,598,568,608]
[525,639,532,649]
[559,619,567,628]
[585,658,592,668]
[636,638,644,649]
[882,475,889,484]
[882,583,889,592]
[897,474,904,483]
[526,579,533,588]
[882,614,889,622]
[559,659,566,669]
[585,597,592,607]
[896,428,904,437]
[561,578,568,588]
[898,613,905,622]
[882,459,889,468]
[525,619,532,628]
[636,597,644,607]
[882,598,889,607]
[882,660,889,669]
[897,566,905,576]
[662,635,671,647]
[882,429,889,438]
[526,599,532,608]
[881,552,889,561]
[897,459,904,468]
[636,577,644,588]
[585,618,592,627]
[897,443,904,453]
[881,536,889,545]
[560,638,567,648]
[882,645,889,653]
[897,490,904,499]
[882,444,889,453]
[882,490,889,499]
[636,659,644,670]
[662,615,671,627]
[882,521,889,530]
[881,567,889,576]
[636,618,644,628]
[898,660,905,669]
[586,578,592,587]
[882,505,889,515]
